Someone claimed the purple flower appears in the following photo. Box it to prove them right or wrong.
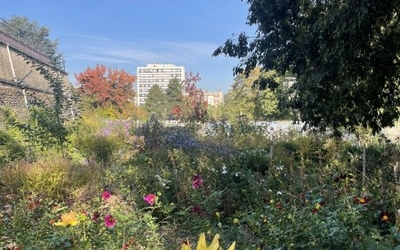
[192,174,204,189]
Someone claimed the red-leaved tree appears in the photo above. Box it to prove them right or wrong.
[75,64,136,111]
[183,72,207,121]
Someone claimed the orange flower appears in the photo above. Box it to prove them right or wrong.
[353,196,372,205]
[379,211,391,223]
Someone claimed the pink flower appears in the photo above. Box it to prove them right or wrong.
[102,191,111,201]
[192,174,204,189]
[143,194,156,205]
[104,214,117,228]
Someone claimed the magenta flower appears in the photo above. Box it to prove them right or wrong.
[192,174,204,189]
[143,194,156,205]
[104,214,117,228]
[102,191,111,201]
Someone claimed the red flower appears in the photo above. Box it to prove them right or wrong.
[92,211,100,221]
[143,194,156,206]
[275,202,283,210]
[192,174,204,189]
[191,205,206,217]
[353,196,372,205]
[102,191,111,201]
[104,214,117,228]
[121,238,135,250]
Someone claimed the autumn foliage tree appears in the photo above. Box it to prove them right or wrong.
[183,72,207,122]
[75,64,136,112]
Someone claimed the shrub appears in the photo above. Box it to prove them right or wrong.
[0,130,25,166]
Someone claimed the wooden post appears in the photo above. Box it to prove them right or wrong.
[362,144,366,187]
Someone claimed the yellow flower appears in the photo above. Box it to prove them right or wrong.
[54,211,80,227]
[181,233,236,250]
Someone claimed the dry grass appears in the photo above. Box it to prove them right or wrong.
[0,157,105,201]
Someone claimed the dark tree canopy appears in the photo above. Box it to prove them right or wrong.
[213,0,400,134]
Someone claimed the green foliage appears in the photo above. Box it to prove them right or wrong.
[0,130,25,166]
[214,0,400,134]
[74,134,121,164]
[7,55,71,153]
[223,68,282,122]
[136,114,167,151]
[0,164,163,249]
[0,157,104,200]
[165,78,184,119]
[2,114,400,249]
[145,85,168,118]
[0,106,67,159]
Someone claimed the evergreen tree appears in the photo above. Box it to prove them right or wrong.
[144,85,168,118]
[165,78,184,119]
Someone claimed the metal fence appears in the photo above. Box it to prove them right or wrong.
[0,30,52,65]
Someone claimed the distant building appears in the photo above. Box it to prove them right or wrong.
[204,91,224,106]
[136,63,185,105]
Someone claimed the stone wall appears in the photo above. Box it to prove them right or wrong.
[0,34,72,119]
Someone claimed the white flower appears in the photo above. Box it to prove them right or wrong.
[155,175,170,187]
[222,165,228,174]
[276,191,283,196]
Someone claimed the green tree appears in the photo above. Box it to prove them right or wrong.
[223,68,279,122]
[0,15,65,70]
[165,78,184,119]
[144,85,168,118]
[214,0,400,134]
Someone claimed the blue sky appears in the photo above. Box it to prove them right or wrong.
[1,1,256,93]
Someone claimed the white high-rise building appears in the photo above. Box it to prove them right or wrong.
[136,63,185,105]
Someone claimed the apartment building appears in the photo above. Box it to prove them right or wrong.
[136,63,185,105]
[204,91,224,106]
